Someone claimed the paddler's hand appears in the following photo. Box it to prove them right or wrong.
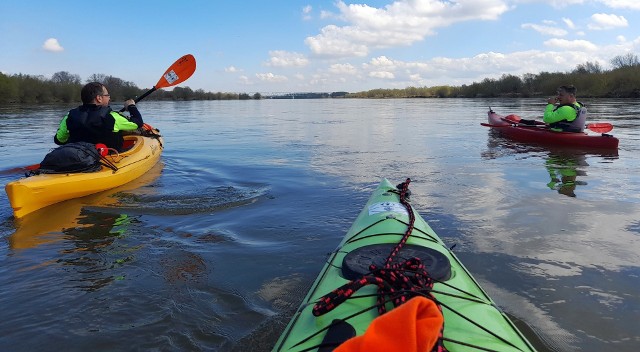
[547,97,558,105]
[124,99,136,111]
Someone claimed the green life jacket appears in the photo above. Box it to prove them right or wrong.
[549,102,586,133]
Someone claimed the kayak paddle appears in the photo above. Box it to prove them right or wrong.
[2,54,197,175]
[482,122,614,133]
[0,163,41,175]
[500,114,613,133]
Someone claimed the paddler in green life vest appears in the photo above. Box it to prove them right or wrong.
[54,82,144,152]
[543,85,586,132]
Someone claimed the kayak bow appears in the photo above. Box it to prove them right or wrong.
[273,179,536,351]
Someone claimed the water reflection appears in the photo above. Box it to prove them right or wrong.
[544,153,588,197]
[57,209,139,292]
[482,132,618,198]
[8,162,164,250]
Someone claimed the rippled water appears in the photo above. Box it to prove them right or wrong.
[0,99,638,351]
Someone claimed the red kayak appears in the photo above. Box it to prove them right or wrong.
[482,110,619,150]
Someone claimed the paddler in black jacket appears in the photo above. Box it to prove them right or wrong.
[54,82,143,152]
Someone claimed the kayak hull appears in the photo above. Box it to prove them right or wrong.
[5,133,163,219]
[273,179,536,351]
[486,111,619,150]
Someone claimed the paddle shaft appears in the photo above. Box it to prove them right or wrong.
[135,87,157,103]
[482,122,612,133]
[119,87,157,112]
[500,116,612,133]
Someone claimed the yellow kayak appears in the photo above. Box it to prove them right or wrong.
[5,131,163,219]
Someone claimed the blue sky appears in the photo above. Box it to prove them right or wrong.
[1,0,638,94]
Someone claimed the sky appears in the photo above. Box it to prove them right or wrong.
[1,0,639,94]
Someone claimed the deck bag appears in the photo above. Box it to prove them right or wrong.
[335,296,444,352]
[37,142,102,174]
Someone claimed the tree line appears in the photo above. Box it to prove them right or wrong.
[0,71,262,104]
[1,54,638,103]
[348,53,640,98]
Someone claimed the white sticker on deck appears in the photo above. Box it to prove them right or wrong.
[368,202,407,215]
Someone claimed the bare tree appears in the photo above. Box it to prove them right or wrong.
[610,53,640,69]
[51,71,81,84]
[574,61,603,74]
[86,73,107,84]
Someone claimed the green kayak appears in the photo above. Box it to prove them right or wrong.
[273,178,536,351]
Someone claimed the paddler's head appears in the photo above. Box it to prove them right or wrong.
[82,82,111,106]
[556,85,577,105]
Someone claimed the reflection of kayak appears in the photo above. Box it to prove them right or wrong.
[273,179,536,351]
[5,131,163,219]
[9,161,164,250]
[484,110,619,150]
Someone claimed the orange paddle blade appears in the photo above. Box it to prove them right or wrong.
[504,114,521,123]
[0,163,40,175]
[587,123,613,133]
[154,54,196,89]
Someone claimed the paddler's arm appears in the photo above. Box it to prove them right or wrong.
[543,98,576,124]
[54,114,70,145]
[111,99,144,132]
[110,101,144,132]
[111,111,142,132]
[126,104,144,128]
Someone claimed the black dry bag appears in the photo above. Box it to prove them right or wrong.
[37,142,102,174]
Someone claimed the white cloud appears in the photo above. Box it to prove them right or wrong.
[42,38,63,52]
[238,75,253,85]
[599,0,640,10]
[253,2,640,91]
[369,71,395,79]
[588,13,628,30]
[369,55,396,68]
[320,10,334,19]
[225,66,241,73]
[266,50,309,67]
[562,18,576,29]
[350,46,632,88]
[256,72,288,82]
[544,38,599,51]
[544,0,587,9]
[305,25,370,57]
[522,23,568,36]
[302,5,312,20]
[288,37,639,91]
[328,63,357,75]
[409,73,423,82]
[305,0,509,58]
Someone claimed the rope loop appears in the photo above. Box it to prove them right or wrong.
[313,178,438,316]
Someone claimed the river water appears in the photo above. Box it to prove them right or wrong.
[0,98,638,351]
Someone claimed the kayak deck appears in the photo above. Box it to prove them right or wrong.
[273,179,536,351]
[5,132,163,219]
